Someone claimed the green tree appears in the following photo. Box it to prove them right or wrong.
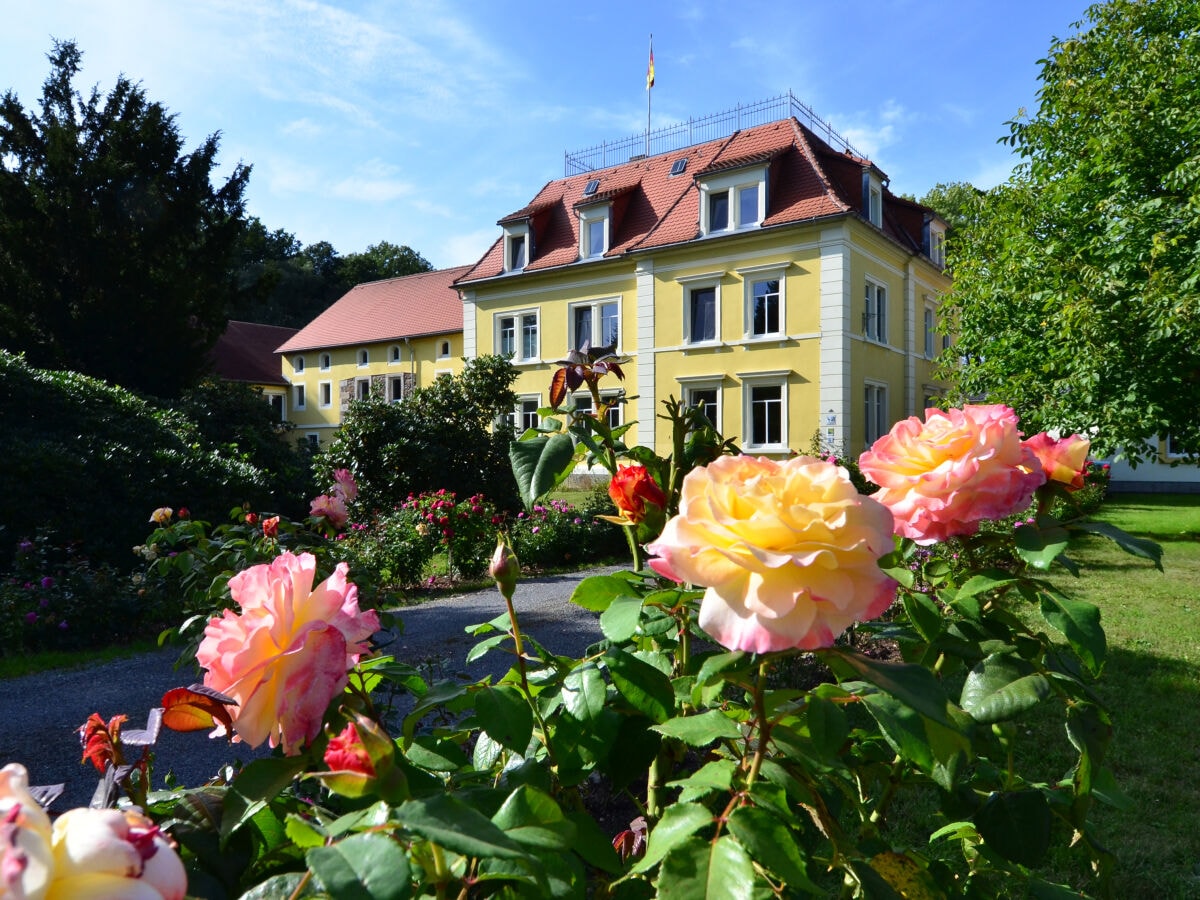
[323,355,520,511]
[340,241,432,286]
[917,181,984,241]
[940,0,1200,462]
[0,41,250,398]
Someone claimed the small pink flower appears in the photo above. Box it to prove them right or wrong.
[331,469,358,503]
[310,494,349,529]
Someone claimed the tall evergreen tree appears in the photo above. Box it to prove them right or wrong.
[0,41,250,398]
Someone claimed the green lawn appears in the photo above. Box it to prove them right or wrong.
[1041,494,1200,897]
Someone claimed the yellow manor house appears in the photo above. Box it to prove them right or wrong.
[278,96,950,455]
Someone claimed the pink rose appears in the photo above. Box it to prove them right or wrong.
[859,404,1046,544]
[1023,432,1090,491]
[331,468,358,502]
[197,551,379,754]
[310,493,348,529]
[48,808,186,900]
[645,456,896,653]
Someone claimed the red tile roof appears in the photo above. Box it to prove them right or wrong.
[457,116,934,286]
[209,321,298,385]
[276,266,470,353]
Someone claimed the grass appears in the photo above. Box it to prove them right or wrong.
[0,639,161,680]
[1031,494,1200,897]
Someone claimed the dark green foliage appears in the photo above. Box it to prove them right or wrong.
[175,379,318,518]
[941,0,1200,460]
[230,222,432,328]
[0,350,276,568]
[323,355,521,513]
[506,495,625,570]
[0,41,250,398]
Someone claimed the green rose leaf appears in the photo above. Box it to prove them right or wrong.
[1039,592,1106,677]
[1014,522,1071,570]
[605,647,674,723]
[726,806,821,894]
[651,709,742,746]
[222,756,308,842]
[821,647,953,726]
[491,784,576,850]
[960,653,1051,723]
[562,664,608,723]
[656,835,758,900]
[474,685,533,754]
[601,593,645,642]
[510,433,576,510]
[632,802,713,873]
[974,789,1051,867]
[306,833,413,900]
[1068,520,1163,570]
[394,794,525,859]
[570,574,638,612]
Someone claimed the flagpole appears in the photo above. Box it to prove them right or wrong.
[645,34,652,157]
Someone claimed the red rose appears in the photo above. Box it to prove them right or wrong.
[607,465,666,526]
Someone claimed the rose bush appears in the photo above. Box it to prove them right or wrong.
[646,455,896,652]
[195,550,379,753]
[859,403,1046,542]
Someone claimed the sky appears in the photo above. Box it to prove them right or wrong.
[1,0,1098,270]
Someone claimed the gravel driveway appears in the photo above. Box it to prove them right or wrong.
[0,567,613,812]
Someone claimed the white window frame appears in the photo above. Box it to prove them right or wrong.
[699,165,767,236]
[266,392,286,421]
[864,381,889,447]
[318,380,333,409]
[388,345,402,365]
[503,223,530,273]
[389,376,408,403]
[495,309,540,363]
[865,171,883,227]
[864,278,888,344]
[293,383,306,411]
[923,303,937,358]
[357,348,369,367]
[676,272,725,346]
[678,376,722,431]
[509,394,541,433]
[293,355,305,374]
[568,298,621,352]
[573,390,623,430]
[740,264,787,339]
[929,223,946,267]
[319,353,331,371]
[438,339,452,360]
[578,205,611,259]
[741,373,789,452]
[305,432,320,448]
[355,377,373,401]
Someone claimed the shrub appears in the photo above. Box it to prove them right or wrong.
[0,351,288,569]
[506,496,625,569]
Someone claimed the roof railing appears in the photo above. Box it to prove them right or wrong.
[564,90,864,176]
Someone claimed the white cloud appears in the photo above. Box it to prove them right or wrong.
[329,160,413,203]
[836,100,912,160]
[281,118,324,139]
[440,227,499,268]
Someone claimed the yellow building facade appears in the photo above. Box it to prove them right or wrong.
[457,109,950,458]
[275,266,469,447]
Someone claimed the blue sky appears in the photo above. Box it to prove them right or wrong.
[2,0,1096,269]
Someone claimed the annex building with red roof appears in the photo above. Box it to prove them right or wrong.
[455,93,951,456]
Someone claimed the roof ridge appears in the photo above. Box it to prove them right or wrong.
[789,118,851,216]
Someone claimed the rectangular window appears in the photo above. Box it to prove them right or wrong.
[709,190,729,231]
[864,281,887,343]
[924,307,936,357]
[356,378,371,401]
[587,219,606,257]
[749,384,783,447]
[521,399,540,432]
[294,384,306,410]
[572,300,620,351]
[319,381,332,408]
[738,185,759,226]
[689,287,717,343]
[574,393,621,429]
[751,279,781,336]
[497,312,539,362]
[865,383,888,445]
[510,235,526,270]
[267,394,284,420]
[389,376,407,402]
[686,386,719,429]
[1167,433,1188,456]
[869,186,883,227]
[305,433,319,448]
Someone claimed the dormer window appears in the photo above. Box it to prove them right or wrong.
[863,170,884,228]
[503,223,530,273]
[579,205,610,259]
[699,165,766,236]
[929,223,946,267]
